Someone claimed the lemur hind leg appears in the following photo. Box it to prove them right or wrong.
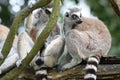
[16,32,34,67]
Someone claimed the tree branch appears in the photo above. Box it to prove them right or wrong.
[0,0,52,65]
[47,64,120,80]
[48,57,120,79]
[109,0,120,18]
[14,57,120,80]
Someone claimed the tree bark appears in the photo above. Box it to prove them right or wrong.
[48,57,120,80]
[48,64,120,80]
[15,63,120,80]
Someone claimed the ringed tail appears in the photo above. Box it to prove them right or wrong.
[84,56,100,80]
[35,67,48,80]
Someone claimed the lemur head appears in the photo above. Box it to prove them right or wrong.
[31,7,52,26]
[64,8,83,28]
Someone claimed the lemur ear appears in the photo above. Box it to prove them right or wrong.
[65,12,69,17]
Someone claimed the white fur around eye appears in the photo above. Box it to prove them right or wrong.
[71,14,78,19]
[47,8,52,12]
[73,12,81,18]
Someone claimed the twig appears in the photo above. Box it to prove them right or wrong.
[109,0,120,18]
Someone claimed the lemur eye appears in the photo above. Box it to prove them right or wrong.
[72,14,78,19]
[65,12,69,17]
[45,9,51,15]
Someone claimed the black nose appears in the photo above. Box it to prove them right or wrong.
[76,20,83,24]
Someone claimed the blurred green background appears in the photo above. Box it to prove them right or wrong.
[0,0,120,56]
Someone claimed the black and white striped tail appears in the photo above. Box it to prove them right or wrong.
[35,67,48,80]
[84,56,100,80]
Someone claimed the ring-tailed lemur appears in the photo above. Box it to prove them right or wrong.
[0,24,19,75]
[59,8,111,80]
[17,7,64,80]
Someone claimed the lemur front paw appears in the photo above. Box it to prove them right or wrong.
[16,60,22,67]
[0,51,3,59]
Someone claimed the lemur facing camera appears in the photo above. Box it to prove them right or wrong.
[59,8,111,80]
[17,6,64,80]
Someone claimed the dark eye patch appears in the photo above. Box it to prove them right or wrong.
[65,12,69,17]
[45,9,51,15]
[72,14,78,19]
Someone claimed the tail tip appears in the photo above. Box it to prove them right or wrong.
[84,74,96,80]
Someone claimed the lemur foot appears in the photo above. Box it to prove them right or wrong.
[16,59,22,67]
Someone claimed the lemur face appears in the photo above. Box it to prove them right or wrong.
[31,8,52,26]
[64,8,83,26]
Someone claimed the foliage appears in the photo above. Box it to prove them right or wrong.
[0,4,13,26]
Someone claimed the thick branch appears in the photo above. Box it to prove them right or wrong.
[48,57,120,80]
[0,0,60,80]
[14,57,120,80]
[0,0,52,65]
[109,0,120,18]
[47,64,120,80]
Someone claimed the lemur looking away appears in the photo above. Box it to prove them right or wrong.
[59,7,111,80]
